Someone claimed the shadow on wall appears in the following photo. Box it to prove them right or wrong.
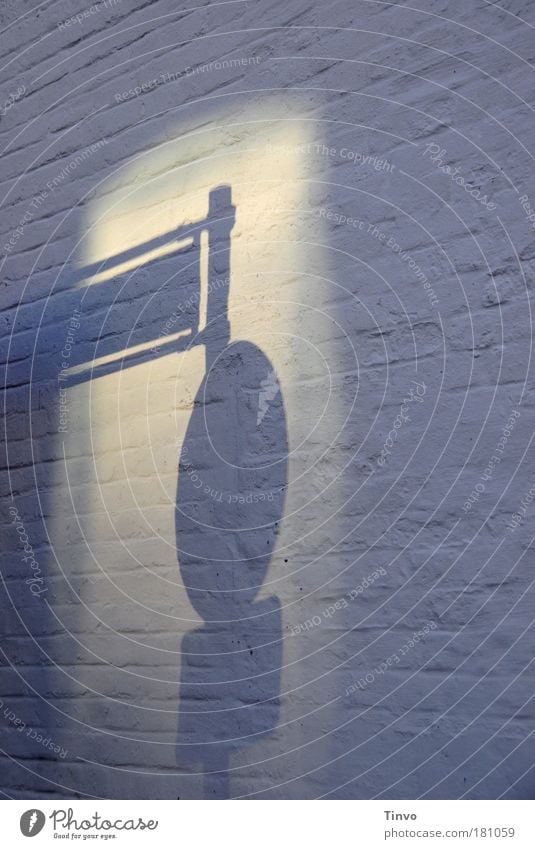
[2,95,331,799]
[69,186,288,797]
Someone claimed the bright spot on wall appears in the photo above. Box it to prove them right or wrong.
[52,95,332,770]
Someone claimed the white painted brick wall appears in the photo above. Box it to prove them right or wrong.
[1,0,534,799]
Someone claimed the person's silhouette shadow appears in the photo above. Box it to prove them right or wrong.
[175,187,287,798]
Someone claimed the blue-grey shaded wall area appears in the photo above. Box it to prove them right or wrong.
[1,0,534,799]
